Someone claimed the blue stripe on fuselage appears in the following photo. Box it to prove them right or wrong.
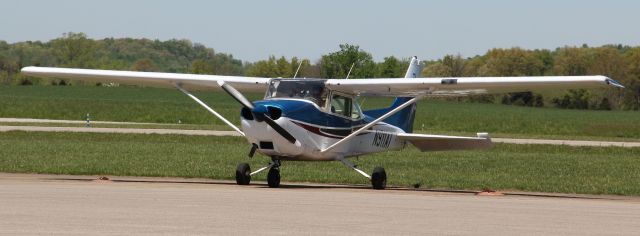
[251,99,367,128]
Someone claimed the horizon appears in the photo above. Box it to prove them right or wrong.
[2,33,631,63]
[2,0,639,62]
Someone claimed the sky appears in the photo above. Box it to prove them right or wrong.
[1,0,639,62]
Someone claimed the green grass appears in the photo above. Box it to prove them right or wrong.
[0,85,261,125]
[1,85,639,140]
[0,122,229,131]
[1,131,639,196]
[411,100,640,140]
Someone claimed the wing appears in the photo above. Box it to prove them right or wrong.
[326,76,624,96]
[21,67,270,91]
[397,133,492,152]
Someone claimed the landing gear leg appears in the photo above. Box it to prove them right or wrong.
[339,158,386,190]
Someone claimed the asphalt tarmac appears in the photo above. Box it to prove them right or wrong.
[1,174,639,235]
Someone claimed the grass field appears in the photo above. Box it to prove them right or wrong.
[1,85,639,140]
[0,121,227,131]
[1,131,639,196]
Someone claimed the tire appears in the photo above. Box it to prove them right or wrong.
[371,167,386,190]
[235,163,251,185]
[267,167,280,188]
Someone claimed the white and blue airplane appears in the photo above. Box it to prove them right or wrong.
[21,57,623,189]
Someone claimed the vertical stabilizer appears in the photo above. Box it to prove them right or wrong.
[363,57,423,132]
[404,56,422,78]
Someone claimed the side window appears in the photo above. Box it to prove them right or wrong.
[351,101,362,120]
[330,94,351,117]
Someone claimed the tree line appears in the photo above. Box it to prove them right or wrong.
[0,32,637,110]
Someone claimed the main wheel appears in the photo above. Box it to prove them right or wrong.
[267,167,280,188]
[235,163,251,185]
[371,167,387,190]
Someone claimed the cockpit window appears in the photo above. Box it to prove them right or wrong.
[329,93,362,120]
[330,94,351,117]
[351,99,362,120]
[266,79,327,107]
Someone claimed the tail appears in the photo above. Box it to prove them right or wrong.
[363,57,423,132]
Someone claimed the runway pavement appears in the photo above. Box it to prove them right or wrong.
[1,173,639,235]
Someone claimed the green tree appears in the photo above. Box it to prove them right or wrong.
[276,56,292,77]
[441,54,466,77]
[482,48,544,76]
[622,48,640,110]
[0,53,18,84]
[246,56,279,77]
[462,56,485,76]
[552,89,591,109]
[130,58,156,72]
[553,47,592,76]
[376,56,406,78]
[589,47,626,108]
[319,44,375,79]
[422,61,449,77]
[481,48,546,106]
[189,59,215,74]
[289,57,312,78]
[246,56,311,78]
[533,49,554,75]
[50,32,96,68]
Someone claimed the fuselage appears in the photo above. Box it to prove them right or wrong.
[240,79,404,161]
[241,98,406,161]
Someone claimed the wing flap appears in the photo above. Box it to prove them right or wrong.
[397,133,492,151]
[21,67,270,91]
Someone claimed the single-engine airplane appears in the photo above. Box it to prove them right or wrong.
[21,57,624,189]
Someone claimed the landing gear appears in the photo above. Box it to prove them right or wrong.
[267,167,280,188]
[371,167,387,190]
[339,158,387,190]
[234,159,281,187]
[236,163,251,185]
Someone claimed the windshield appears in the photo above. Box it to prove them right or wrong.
[266,79,327,107]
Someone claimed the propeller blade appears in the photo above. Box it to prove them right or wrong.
[217,81,296,144]
[218,81,254,110]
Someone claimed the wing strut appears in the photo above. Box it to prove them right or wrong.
[321,94,426,154]
[175,85,245,136]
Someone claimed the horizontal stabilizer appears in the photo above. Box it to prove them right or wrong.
[397,133,492,152]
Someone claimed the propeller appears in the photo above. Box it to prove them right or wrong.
[218,81,297,144]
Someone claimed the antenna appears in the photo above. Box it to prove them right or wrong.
[345,62,356,79]
[292,60,303,79]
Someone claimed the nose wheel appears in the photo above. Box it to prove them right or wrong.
[267,167,280,188]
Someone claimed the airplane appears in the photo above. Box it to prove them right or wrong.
[21,57,624,189]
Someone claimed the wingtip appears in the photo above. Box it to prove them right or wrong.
[21,66,35,72]
[20,66,40,75]
[605,78,625,89]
